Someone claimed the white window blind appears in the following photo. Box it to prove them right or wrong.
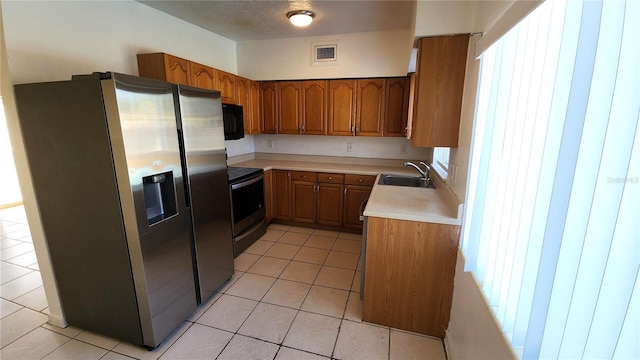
[432,147,450,178]
[462,0,639,358]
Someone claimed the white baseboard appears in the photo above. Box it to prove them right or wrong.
[444,329,457,360]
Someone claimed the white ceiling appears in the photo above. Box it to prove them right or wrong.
[137,0,416,42]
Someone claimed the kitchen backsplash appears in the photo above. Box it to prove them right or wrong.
[247,134,429,160]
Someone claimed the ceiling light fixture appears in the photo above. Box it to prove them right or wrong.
[287,10,315,27]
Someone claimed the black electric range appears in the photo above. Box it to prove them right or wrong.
[227,166,263,184]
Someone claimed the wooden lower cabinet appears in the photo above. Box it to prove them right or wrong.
[264,170,273,223]
[317,183,343,226]
[363,217,461,338]
[270,171,368,231]
[273,170,291,220]
[342,174,375,230]
[343,186,371,230]
[291,171,317,223]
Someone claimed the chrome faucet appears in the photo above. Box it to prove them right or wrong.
[419,161,431,179]
[402,161,435,189]
[404,161,428,179]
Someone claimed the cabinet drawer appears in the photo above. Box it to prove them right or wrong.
[317,173,344,184]
[344,174,376,186]
[291,171,317,182]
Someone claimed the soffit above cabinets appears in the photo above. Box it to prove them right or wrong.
[136,0,415,41]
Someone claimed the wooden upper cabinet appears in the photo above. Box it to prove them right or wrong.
[406,73,417,139]
[277,81,302,134]
[215,70,237,104]
[301,80,328,135]
[137,53,190,85]
[328,79,357,136]
[236,77,251,134]
[190,62,215,90]
[249,81,261,134]
[260,82,278,134]
[356,78,385,136]
[384,77,410,137]
[412,35,469,147]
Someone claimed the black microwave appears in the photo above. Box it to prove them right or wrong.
[222,103,244,140]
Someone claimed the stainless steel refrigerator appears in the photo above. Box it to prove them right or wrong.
[174,84,234,303]
[14,73,213,348]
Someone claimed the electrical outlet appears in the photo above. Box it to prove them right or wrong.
[347,143,353,152]
[267,140,273,149]
[400,144,407,154]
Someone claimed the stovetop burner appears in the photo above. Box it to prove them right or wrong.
[227,167,263,184]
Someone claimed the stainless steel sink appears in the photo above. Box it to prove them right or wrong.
[378,174,436,189]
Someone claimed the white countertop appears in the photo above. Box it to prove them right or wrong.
[231,154,463,226]
[364,174,462,225]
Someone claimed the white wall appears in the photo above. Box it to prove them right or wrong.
[0,0,239,327]
[446,251,516,360]
[412,1,540,41]
[0,3,65,327]
[237,30,413,80]
[225,136,256,158]
[414,1,477,37]
[0,101,21,206]
[1,0,237,84]
[253,134,429,160]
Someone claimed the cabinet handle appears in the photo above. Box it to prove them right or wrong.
[344,188,347,194]
[328,177,333,180]
[358,179,364,182]
[301,175,306,178]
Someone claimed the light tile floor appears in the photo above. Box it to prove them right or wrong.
[0,206,447,359]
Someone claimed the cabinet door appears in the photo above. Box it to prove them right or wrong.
[363,217,460,338]
[236,77,251,134]
[264,170,273,223]
[412,35,469,147]
[343,185,372,230]
[292,181,316,223]
[384,77,410,137]
[260,82,277,134]
[301,80,328,135]
[215,70,237,104]
[328,79,356,136]
[317,183,344,226]
[190,62,215,90]
[249,80,262,134]
[277,81,302,134]
[137,53,177,83]
[356,78,385,136]
[273,170,291,220]
[164,54,190,85]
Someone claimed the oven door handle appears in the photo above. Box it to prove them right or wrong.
[234,220,265,243]
[231,173,264,190]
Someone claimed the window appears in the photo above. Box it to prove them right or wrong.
[432,147,450,178]
[463,0,639,358]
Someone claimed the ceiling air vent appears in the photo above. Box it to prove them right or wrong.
[314,44,337,62]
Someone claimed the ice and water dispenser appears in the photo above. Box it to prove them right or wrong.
[143,171,178,225]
